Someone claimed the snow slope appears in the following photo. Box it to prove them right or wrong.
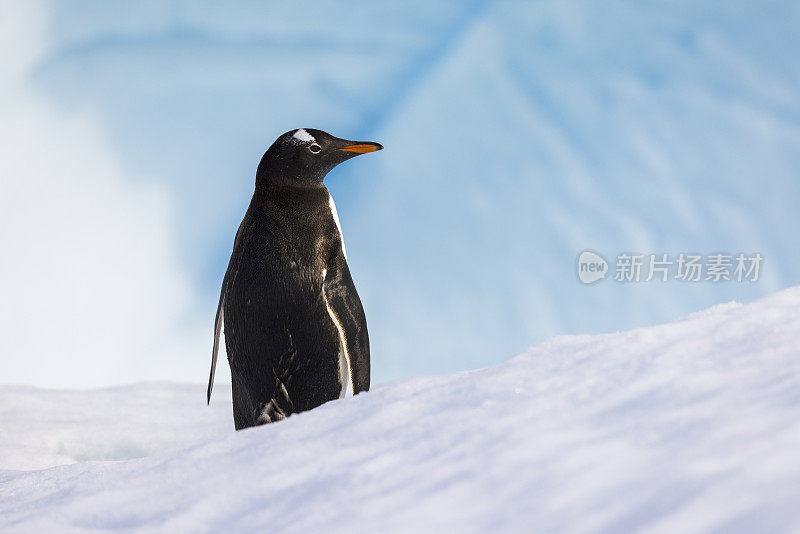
[2,287,800,533]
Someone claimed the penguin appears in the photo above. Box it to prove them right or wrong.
[207,128,382,430]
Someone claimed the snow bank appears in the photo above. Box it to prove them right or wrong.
[0,383,231,471]
[2,287,799,532]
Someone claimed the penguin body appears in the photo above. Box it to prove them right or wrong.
[207,129,381,429]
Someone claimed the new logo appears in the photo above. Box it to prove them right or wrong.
[577,250,608,284]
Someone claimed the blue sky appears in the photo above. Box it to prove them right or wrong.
[2,1,799,388]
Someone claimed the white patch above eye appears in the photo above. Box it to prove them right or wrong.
[291,129,315,144]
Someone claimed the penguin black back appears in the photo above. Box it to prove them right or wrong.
[208,129,382,429]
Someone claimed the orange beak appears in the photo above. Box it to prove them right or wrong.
[339,142,383,154]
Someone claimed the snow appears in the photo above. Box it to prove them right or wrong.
[2,287,800,533]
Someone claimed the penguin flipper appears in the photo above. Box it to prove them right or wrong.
[323,252,370,393]
[207,281,225,404]
[207,212,254,405]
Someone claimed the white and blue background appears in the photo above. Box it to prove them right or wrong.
[3,0,798,388]
[1,2,800,532]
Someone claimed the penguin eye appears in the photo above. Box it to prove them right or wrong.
[308,143,322,154]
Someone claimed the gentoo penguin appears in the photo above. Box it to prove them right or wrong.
[207,128,381,430]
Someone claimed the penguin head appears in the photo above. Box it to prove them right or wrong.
[256,128,383,188]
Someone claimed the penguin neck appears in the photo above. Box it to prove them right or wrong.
[255,165,327,193]
[252,178,327,204]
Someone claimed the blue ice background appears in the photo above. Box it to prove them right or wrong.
[34,1,800,383]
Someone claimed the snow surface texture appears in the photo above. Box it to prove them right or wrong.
[2,287,799,533]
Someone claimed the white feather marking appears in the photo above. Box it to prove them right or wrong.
[328,194,348,261]
[257,400,281,424]
[278,382,291,406]
[322,270,352,398]
[292,128,315,143]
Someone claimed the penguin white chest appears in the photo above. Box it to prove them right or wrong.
[328,194,348,261]
[321,267,353,398]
